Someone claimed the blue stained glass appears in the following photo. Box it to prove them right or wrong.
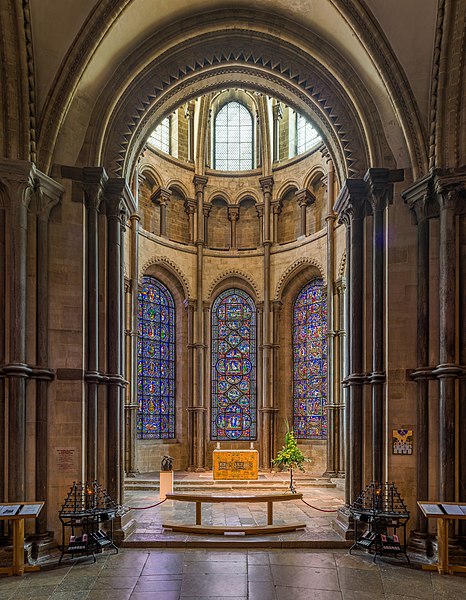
[137,276,175,439]
[293,279,327,439]
[211,289,256,440]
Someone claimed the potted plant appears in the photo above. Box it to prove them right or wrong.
[272,421,308,493]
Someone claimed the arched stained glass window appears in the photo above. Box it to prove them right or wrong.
[293,279,327,439]
[211,289,256,440]
[137,276,175,439]
[214,102,253,171]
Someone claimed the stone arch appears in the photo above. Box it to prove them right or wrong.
[235,188,260,205]
[139,256,192,299]
[206,189,232,205]
[276,180,301,201]
[138,162,163,188]
[304,165,327,190]
[274,257,326,301]
[207,269,260,301]
[166,179,190,200]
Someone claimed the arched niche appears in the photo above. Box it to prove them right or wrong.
[208,197,230,249]
[237,197,259,250]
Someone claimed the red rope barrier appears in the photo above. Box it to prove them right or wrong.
[125,498,167,510]
[301,498,337,513]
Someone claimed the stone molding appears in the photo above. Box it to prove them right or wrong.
[139,255,192,299]
[273,256,326,301]
[206,269,260,300]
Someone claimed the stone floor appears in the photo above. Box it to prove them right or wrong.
[1,548,466,599]
[123,482,346,547]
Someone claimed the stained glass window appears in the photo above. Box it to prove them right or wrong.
[211,289,256,440]
[293,279,327,439]
[214,102,253,171]
[148,117,170,154]
[137,276,175,439]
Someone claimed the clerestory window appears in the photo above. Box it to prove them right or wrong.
[214,102,253,171]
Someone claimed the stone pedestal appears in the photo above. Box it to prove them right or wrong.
[160,471,174,500]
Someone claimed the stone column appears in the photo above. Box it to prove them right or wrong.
[364,169,392,483]
[185,102,195,163]
[334,180,366,502]
[259,176,275,469]
[295,189,314,238]
[335,277,347,476]
[105,180,129,503]
[184,199,196,243]
[272,103,283,163]
[34,173,63,535]
[0,161,35,502]
[193,175,208,471]
[272,300,282,459]
[256,203,264,246]
[203,203,211,247]
[459,209,466,537]
[152,187,172,237]
[434,179,462,502]
[124,213,140,477]
[185,299,196,470]
[0,204,4,523]
[228,206,239,249]
[82,168,106,482]
[271,201,280,244]
[402,175,433,538]
[324,159,337,476]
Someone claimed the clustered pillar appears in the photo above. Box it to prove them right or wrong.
[334,169,402,507]
[403,170,465,547]
[0,160,63,543]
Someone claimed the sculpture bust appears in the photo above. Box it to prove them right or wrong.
[161,455,174,472]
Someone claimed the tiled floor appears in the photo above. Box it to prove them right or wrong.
[124,485,346,546]
[1,548,465,599]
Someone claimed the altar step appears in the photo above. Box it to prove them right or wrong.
[124,476,336,492]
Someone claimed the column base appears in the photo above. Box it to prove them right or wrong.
[125,470,139,479]
[112,510,137,545]
[323,471,337,478]
[194,467,207,473]
[408,530,434,558]
[332,505,354,540]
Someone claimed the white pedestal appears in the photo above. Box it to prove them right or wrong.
[159,471,174,500]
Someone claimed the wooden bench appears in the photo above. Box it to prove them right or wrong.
[162,492,306,535]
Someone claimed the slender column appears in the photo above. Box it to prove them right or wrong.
[125,213,140,476]
[335,278,347,477]
[459,212,466,537]
[295,189,313,238]
[272,300,282,459]
[203,203,211,247]
[434,182,461,502]
[185,300,196,470]
[402,176,433,536]
[256,204,264,246]
[272,103,283,163]
[271,202,280,244]
[184,199,196,243]
[105,180,129,503]
[0,206,5,533]
[186,102,195,163]
[34,174,63,534]
[0,162,35,502]
[259,176,275,469]
[83,169,106,482]
[365,170,392,483]
[335,180,366,502]
[228,206,239,249]
[193,175,208,471]
[152,187,172,238]
[324,160,337,476]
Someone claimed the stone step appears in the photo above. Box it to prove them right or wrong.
[124,478,336,491]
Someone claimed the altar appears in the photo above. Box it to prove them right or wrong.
[213,449,259,480]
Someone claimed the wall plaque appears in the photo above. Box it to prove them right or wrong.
[392,430,413,455]
[54,447,79,474]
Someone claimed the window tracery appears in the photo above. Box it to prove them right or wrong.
[293,278,327,439]
[137,276,176,439]
[214,102,253,171]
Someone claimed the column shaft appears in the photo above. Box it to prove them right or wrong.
[459,214,466,535]
[0,208,5,533]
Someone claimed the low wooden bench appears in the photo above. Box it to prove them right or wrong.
[162,492,306,535]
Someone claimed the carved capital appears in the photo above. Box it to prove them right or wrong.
[184,198,196,214]
[259,176,274,195]
[256,203,264,218]
[295,188,315,207]
[33,171,64,219]
[364,168,403,212]
[227,206,239,221]
[151,186,172,206]
[334,178,367,225]
[193,175,208,194]
[82,167,108,212]
[401,172,436,224]
[271,201,281,215]
[0,159,36,209]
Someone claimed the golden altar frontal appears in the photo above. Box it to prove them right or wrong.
[213,449,258,480]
